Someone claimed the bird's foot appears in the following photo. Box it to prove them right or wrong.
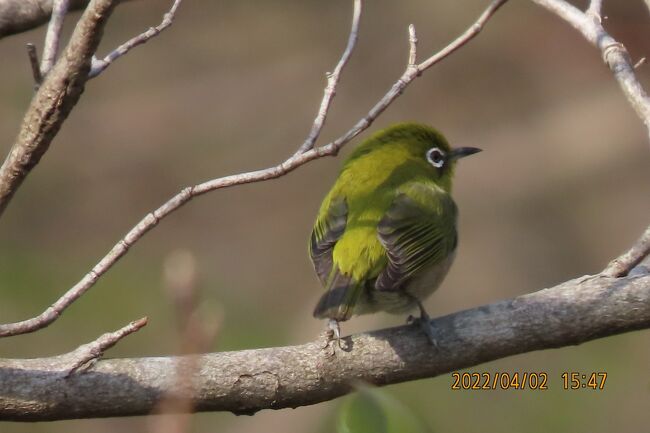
[417,317,439,348]
[321,319,345,356]
[413,301,439,348]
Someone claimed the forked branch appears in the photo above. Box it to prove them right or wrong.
[529,0,650,273]
[0,0,183,218]
[0,0,119,217]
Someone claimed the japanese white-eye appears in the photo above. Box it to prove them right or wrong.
[309,122,480,343]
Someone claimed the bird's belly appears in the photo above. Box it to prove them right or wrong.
[361,250,456,315]
[405,249,456,301]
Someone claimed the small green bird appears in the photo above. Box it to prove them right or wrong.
[309,122,480,344]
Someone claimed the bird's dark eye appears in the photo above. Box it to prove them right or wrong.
[426,147,445,168]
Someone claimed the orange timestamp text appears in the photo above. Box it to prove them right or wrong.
[451,371,548,390]
[561,372,607,390]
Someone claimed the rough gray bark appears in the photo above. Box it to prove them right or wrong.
[0,0,117,217]
[1,273,648,421]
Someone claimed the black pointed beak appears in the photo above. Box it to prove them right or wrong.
[449,147,482,160]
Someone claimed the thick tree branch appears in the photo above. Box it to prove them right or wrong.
[0,273,648,421]
[0,0,119,217]
[0,0,509,338]
[0,0,133,39]
[531,0,650,142]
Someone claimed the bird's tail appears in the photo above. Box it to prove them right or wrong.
[313,269,363,321]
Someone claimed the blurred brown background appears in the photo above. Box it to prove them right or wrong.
[1,0,649,432]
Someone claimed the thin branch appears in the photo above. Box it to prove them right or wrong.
[66,317,148,376]
[40,0,70,77]
[1,273,648,421]
[602,225,650,277]
[408,24,418,66]
[26,43,42,85]
[89,0,183,78]
[293,0,362,155]
[0,0,120,217]
[0,0,509,338]
[531,0,650,143]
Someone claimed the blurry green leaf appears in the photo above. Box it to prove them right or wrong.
[337,386,432,433]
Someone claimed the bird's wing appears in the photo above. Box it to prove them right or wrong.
[309,196,347,287]
[375,184,457,292]
[310,196,366,321]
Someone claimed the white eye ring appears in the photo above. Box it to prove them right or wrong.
[426,147,445,168]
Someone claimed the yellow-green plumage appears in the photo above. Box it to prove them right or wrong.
[310,122,479,325]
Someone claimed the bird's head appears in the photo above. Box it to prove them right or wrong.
[343,123,481,192]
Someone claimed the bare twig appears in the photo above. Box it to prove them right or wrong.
[65,317,148,376]
[531,0,650,143]
[26,43,42,84]
[293,0,362,155]
[40,0,70,77]
[602,225,650,277]
[89,0,183,78]
[1,274,649,421]
[0,0,508,338]
[0,0,120,218]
